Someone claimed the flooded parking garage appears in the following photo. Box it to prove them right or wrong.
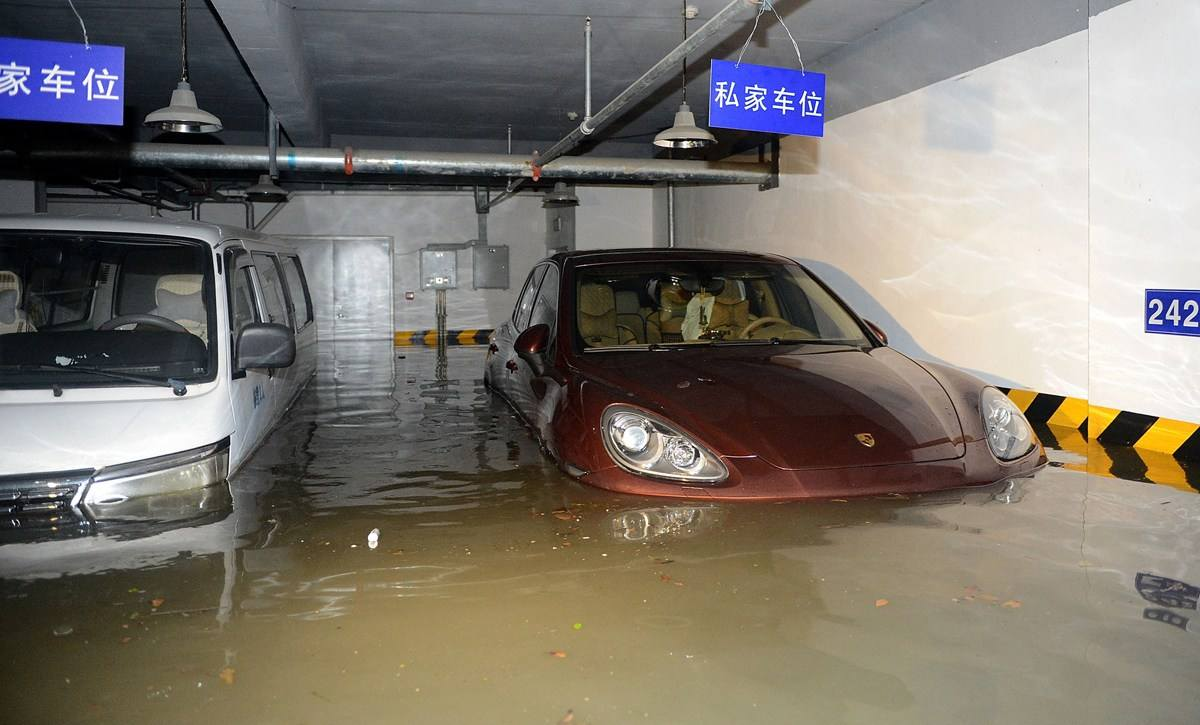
[3,345,1198,725]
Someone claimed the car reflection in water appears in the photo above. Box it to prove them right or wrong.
[609,505,724,542]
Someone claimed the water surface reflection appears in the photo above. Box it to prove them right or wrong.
[2,343,1198,724]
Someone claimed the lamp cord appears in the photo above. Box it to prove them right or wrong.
[180,0,190,83]
[680,0,687,104]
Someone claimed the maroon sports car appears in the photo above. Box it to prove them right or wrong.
[485,249,1045,500]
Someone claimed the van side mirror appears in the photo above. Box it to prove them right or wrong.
[864,319,888,346]
[515,323,560,381]
[237,323,296,369]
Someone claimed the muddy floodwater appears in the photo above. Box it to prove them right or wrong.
[3,344,1199,724]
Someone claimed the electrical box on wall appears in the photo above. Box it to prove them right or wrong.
[420,248,458,289]
[473,244,509,289]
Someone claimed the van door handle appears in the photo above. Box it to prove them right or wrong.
[505,360,518,373]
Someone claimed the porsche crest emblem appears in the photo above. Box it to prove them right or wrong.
[855,433,876,448]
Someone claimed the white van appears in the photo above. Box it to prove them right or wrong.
[0,215,317,518]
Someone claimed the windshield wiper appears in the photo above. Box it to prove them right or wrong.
[0,364,188,396]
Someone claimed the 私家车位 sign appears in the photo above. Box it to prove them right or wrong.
[1145,289,1200,337]
[0,37,124,126]
[708,59,824,137]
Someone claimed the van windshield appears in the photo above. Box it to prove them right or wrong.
[0,232,217,389]
[574,260,870,350]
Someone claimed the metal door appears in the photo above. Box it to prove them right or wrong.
[282,236,393,341]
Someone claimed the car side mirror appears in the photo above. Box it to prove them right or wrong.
[515,323,559,380]
[864,319,888,346]
[237,323,296,369]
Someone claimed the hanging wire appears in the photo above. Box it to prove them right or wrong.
[680,0,688,103]
[180,0,190,82]
[735,0,805,75]
[66,0,90,49]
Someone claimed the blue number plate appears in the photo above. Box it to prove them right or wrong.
[1145,289,1200,337]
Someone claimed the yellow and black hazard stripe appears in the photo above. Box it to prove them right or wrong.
[997,388,1200,492]
[394,329,493,347]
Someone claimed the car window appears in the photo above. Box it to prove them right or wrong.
[574,261,870,350]
[251,252,291,328]
[512,265,547,331]
[281,255,313,329]
[226,250,260,335]
[530,264,560,332]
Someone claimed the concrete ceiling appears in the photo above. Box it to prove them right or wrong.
[0,0,927,157]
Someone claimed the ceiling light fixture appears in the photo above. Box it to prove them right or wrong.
[145,0,223,133]
[246,174,288,202]
[542,182,579,208]
[654,2,715,150]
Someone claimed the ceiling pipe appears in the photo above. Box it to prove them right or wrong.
[486,0,754,210]
[30,144,771,186]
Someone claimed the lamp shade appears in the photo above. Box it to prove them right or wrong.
[246,174,288,202]
[144,81,223,134]
[542,182,579,208]
[653,102,715,149]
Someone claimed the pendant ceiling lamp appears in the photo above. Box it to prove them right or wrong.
[145,0,223,133]
[654,2,715,150]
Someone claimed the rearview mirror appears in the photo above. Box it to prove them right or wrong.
[515,324,556,379]
[237,323,296,369]
[863,319,888,346]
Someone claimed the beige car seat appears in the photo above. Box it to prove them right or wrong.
[151,274,208,344]
[614,290,647,343]
[707,281,750,338]
[0,270,36,334]
[656,282,690,342]
[579,283,636,347]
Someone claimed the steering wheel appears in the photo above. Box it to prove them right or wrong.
[98,314,188,334]
[740,316,794,338]
[617,324,640,345]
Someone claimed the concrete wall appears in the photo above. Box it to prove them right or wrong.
[677,0,1197,423]
[45,184,655,332]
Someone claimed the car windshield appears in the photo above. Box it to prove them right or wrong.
[574,260,871,350]
[0,231,216,388]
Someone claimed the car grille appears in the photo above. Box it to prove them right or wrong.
[0,469,94,516]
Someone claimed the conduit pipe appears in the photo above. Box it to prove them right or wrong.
[31,144,771,185]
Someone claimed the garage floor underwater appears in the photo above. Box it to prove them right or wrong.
[2,344,1198,724]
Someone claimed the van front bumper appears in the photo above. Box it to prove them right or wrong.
[0,438,230,520]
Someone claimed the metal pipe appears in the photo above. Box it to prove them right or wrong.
[254,200,287,230]
[583,16,593,127]
[267,107,279,179]
[33,144,771,185]
[667,182,676,248]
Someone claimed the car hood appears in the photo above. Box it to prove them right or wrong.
[573,345,966,470]
[0,383,232,475]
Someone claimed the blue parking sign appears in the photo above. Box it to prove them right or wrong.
[0,37,125,126]
[708,59,824,137]
[1145,289,1200,337]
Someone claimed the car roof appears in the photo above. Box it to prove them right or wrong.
[0,213,279,249]
[549,247,795,267]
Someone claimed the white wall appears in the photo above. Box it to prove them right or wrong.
[1089,0,1200,422]
[679,32,1091,395]
[46,184,655,331]
[678,0,1200,424]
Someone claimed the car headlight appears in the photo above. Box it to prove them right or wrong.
[980,388,1034,461]
[82,438,230,509]
[601,406,727,484]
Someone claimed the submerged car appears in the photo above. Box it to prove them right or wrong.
[485,249,1045,500]
[0,215,317,521]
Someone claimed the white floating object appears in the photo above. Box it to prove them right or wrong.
[367,528,380,549]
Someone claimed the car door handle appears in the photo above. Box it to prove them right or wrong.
[506,360,518,373]
[488,343,499,353]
